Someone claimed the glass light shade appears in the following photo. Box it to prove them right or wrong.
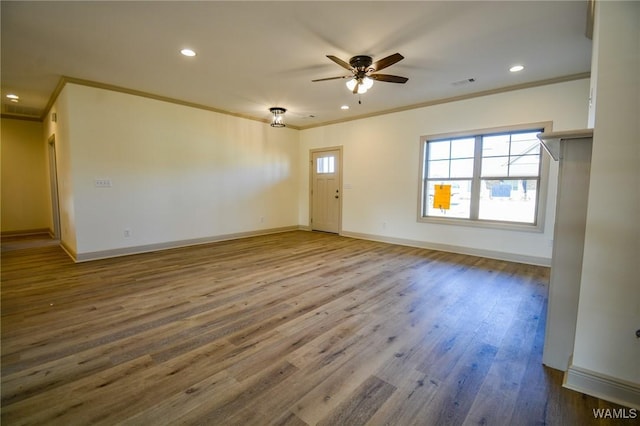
[346,77,372,94]
[269,107,286,127]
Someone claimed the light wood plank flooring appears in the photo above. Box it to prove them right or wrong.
[1,231,630,425]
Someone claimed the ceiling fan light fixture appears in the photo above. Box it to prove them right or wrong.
[346,77,372,94]
[269,107,286,127]
[317,53,406,96]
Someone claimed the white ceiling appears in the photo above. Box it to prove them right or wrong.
[1,1,592,129]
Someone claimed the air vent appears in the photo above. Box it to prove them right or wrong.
[451,78,476,86]
[2,103,42,117]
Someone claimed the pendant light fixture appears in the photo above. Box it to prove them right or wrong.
[269,107,286,127]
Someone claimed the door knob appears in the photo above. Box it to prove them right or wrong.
[335,195,339,199]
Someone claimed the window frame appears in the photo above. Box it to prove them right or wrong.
[417,122,552,232]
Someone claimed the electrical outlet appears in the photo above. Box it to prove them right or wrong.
[124,228,131,238]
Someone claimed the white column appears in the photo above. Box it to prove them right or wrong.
[567,0,640,408]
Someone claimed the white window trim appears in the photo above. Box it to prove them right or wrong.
[417,122,553,233]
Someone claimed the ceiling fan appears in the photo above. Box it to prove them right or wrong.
[312,53,408,94]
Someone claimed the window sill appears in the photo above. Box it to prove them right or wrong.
[417,216,544,233]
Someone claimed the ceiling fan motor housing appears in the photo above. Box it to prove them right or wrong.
[349,55,373,71]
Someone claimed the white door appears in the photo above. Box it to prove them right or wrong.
[311,149,341,233]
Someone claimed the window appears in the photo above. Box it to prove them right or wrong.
[419,125,548,229]
[316,156,335,174]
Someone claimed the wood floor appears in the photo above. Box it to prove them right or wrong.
[0,231,630,425]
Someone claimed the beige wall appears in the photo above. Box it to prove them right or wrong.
[299,79,590,265]
[45,84,300,257]
[4,78,591,264]
[1,118,49,234]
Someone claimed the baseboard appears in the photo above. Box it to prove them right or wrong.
[564,365,640,409]
[60,226,549,266]
[339,230,551,267]
[1,228,51,237]
[60,240,78,261]
[72,226,301,263]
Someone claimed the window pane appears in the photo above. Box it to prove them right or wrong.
[429,140,450,160]
[509,155,540,176]
[511,131,540,142]
[481,156,509,177]
[317,156,335,174]
[510,139,540,156]
[482,135,510,157]
[424,180,472,219]
[479,179,538,223]
[450,158,474,178]
[428,159,450,178]
[450,138,475,159]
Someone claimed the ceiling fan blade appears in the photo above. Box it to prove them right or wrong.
[371,53,404,72]
[352,81,360,94]
[312,75,351,82]
[327,55,353,71]
[370,74,409,84]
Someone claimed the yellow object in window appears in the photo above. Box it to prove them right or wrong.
[433,184,451,210]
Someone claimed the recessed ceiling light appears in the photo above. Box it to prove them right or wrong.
[180,48,196,57]
[6,94,19,100]
[510,65,524,72]
[341,105,349,110]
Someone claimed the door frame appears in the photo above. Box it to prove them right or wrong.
[47,134,61,240]
[309,146,343,234]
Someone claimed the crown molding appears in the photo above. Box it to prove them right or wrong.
[43,76,302,130]
[38,72,589,131]
[298,72,591,130]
